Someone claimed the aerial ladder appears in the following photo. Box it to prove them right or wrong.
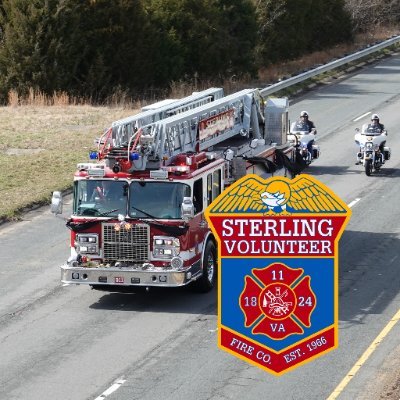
[97,87,224,158]
[96,88,291,178]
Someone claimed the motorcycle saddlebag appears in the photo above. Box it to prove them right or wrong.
[384,146,391,160]
[312,144,320,159]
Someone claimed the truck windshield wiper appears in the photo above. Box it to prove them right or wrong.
[130,206,188,235]
[77,207,119,217]
[130,205,157,219]
[99,208,119,216]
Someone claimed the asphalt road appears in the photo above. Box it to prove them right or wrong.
[1,53,400,400]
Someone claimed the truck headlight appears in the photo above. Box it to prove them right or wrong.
[153,236,180,258]
[75,234,99,255]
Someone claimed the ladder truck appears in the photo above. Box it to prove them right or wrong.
[51,87,297,292]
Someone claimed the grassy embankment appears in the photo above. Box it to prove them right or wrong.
[0,29,398,221]
[0,99,138,220]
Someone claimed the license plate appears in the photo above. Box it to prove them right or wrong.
[115,277,124,283]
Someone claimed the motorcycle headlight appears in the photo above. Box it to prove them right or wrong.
[365,142,373,150]
[75,234,99,255]
[153,236,180,258]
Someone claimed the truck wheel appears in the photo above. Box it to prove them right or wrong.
[193,241,217,293]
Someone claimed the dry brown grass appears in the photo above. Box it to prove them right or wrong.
[0,105,139,219]
[8,88,72,107]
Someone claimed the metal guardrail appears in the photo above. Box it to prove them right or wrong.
[259,35,400,97]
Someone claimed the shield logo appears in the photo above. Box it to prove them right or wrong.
[205,174,351,375]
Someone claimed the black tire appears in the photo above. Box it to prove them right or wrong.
[365,159,372,176]
[193,240,217,293]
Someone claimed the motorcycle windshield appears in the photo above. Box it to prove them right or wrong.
[361,123,382,136]
[290,122,310,133]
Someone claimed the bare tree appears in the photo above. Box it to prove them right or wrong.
[345,0,400,32]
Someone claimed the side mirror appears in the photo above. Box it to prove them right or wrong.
[51,191,63,215]
[181,197,194,221]
[355,128,360,133]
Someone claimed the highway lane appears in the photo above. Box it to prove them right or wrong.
[0,53,399,400]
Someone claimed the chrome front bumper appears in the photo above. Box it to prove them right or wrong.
[61,262,201,287]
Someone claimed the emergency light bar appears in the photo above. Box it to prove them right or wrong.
[162,165,190,173]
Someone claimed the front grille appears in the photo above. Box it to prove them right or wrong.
[102,223,149,262]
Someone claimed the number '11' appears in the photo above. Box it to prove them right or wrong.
[271,270,284,281]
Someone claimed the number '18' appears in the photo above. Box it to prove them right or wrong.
[244,297,257,307]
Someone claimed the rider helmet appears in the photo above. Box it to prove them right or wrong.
[300,111,309,118]
[371,113,380,121]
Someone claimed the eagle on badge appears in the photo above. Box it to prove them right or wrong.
[210,175,346,214]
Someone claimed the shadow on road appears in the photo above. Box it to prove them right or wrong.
[303,165,398,177]
[89,284,217,316]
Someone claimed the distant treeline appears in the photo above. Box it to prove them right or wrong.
[0,0,397,103]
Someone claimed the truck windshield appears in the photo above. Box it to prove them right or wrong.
[73,180,128,217]
[129,182,191,219]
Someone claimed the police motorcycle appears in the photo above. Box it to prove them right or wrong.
[287,122,320,165]
[354,124,391,176]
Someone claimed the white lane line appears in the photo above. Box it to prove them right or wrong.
[353,112,371,122]
[94,378,126,400]
[347,198,361,208]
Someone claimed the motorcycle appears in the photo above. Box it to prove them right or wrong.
[354,125,391,176]
[287,122,320,166]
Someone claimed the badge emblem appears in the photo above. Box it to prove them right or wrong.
[205,174,351,375]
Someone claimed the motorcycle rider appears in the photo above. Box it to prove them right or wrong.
[355,113,387,165]
[368,113,385,132]
[367,113,386,153]
[293,111,317,154]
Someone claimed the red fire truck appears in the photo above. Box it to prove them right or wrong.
[51,87,297,292]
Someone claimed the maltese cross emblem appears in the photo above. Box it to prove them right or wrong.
[240,263,316,340]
